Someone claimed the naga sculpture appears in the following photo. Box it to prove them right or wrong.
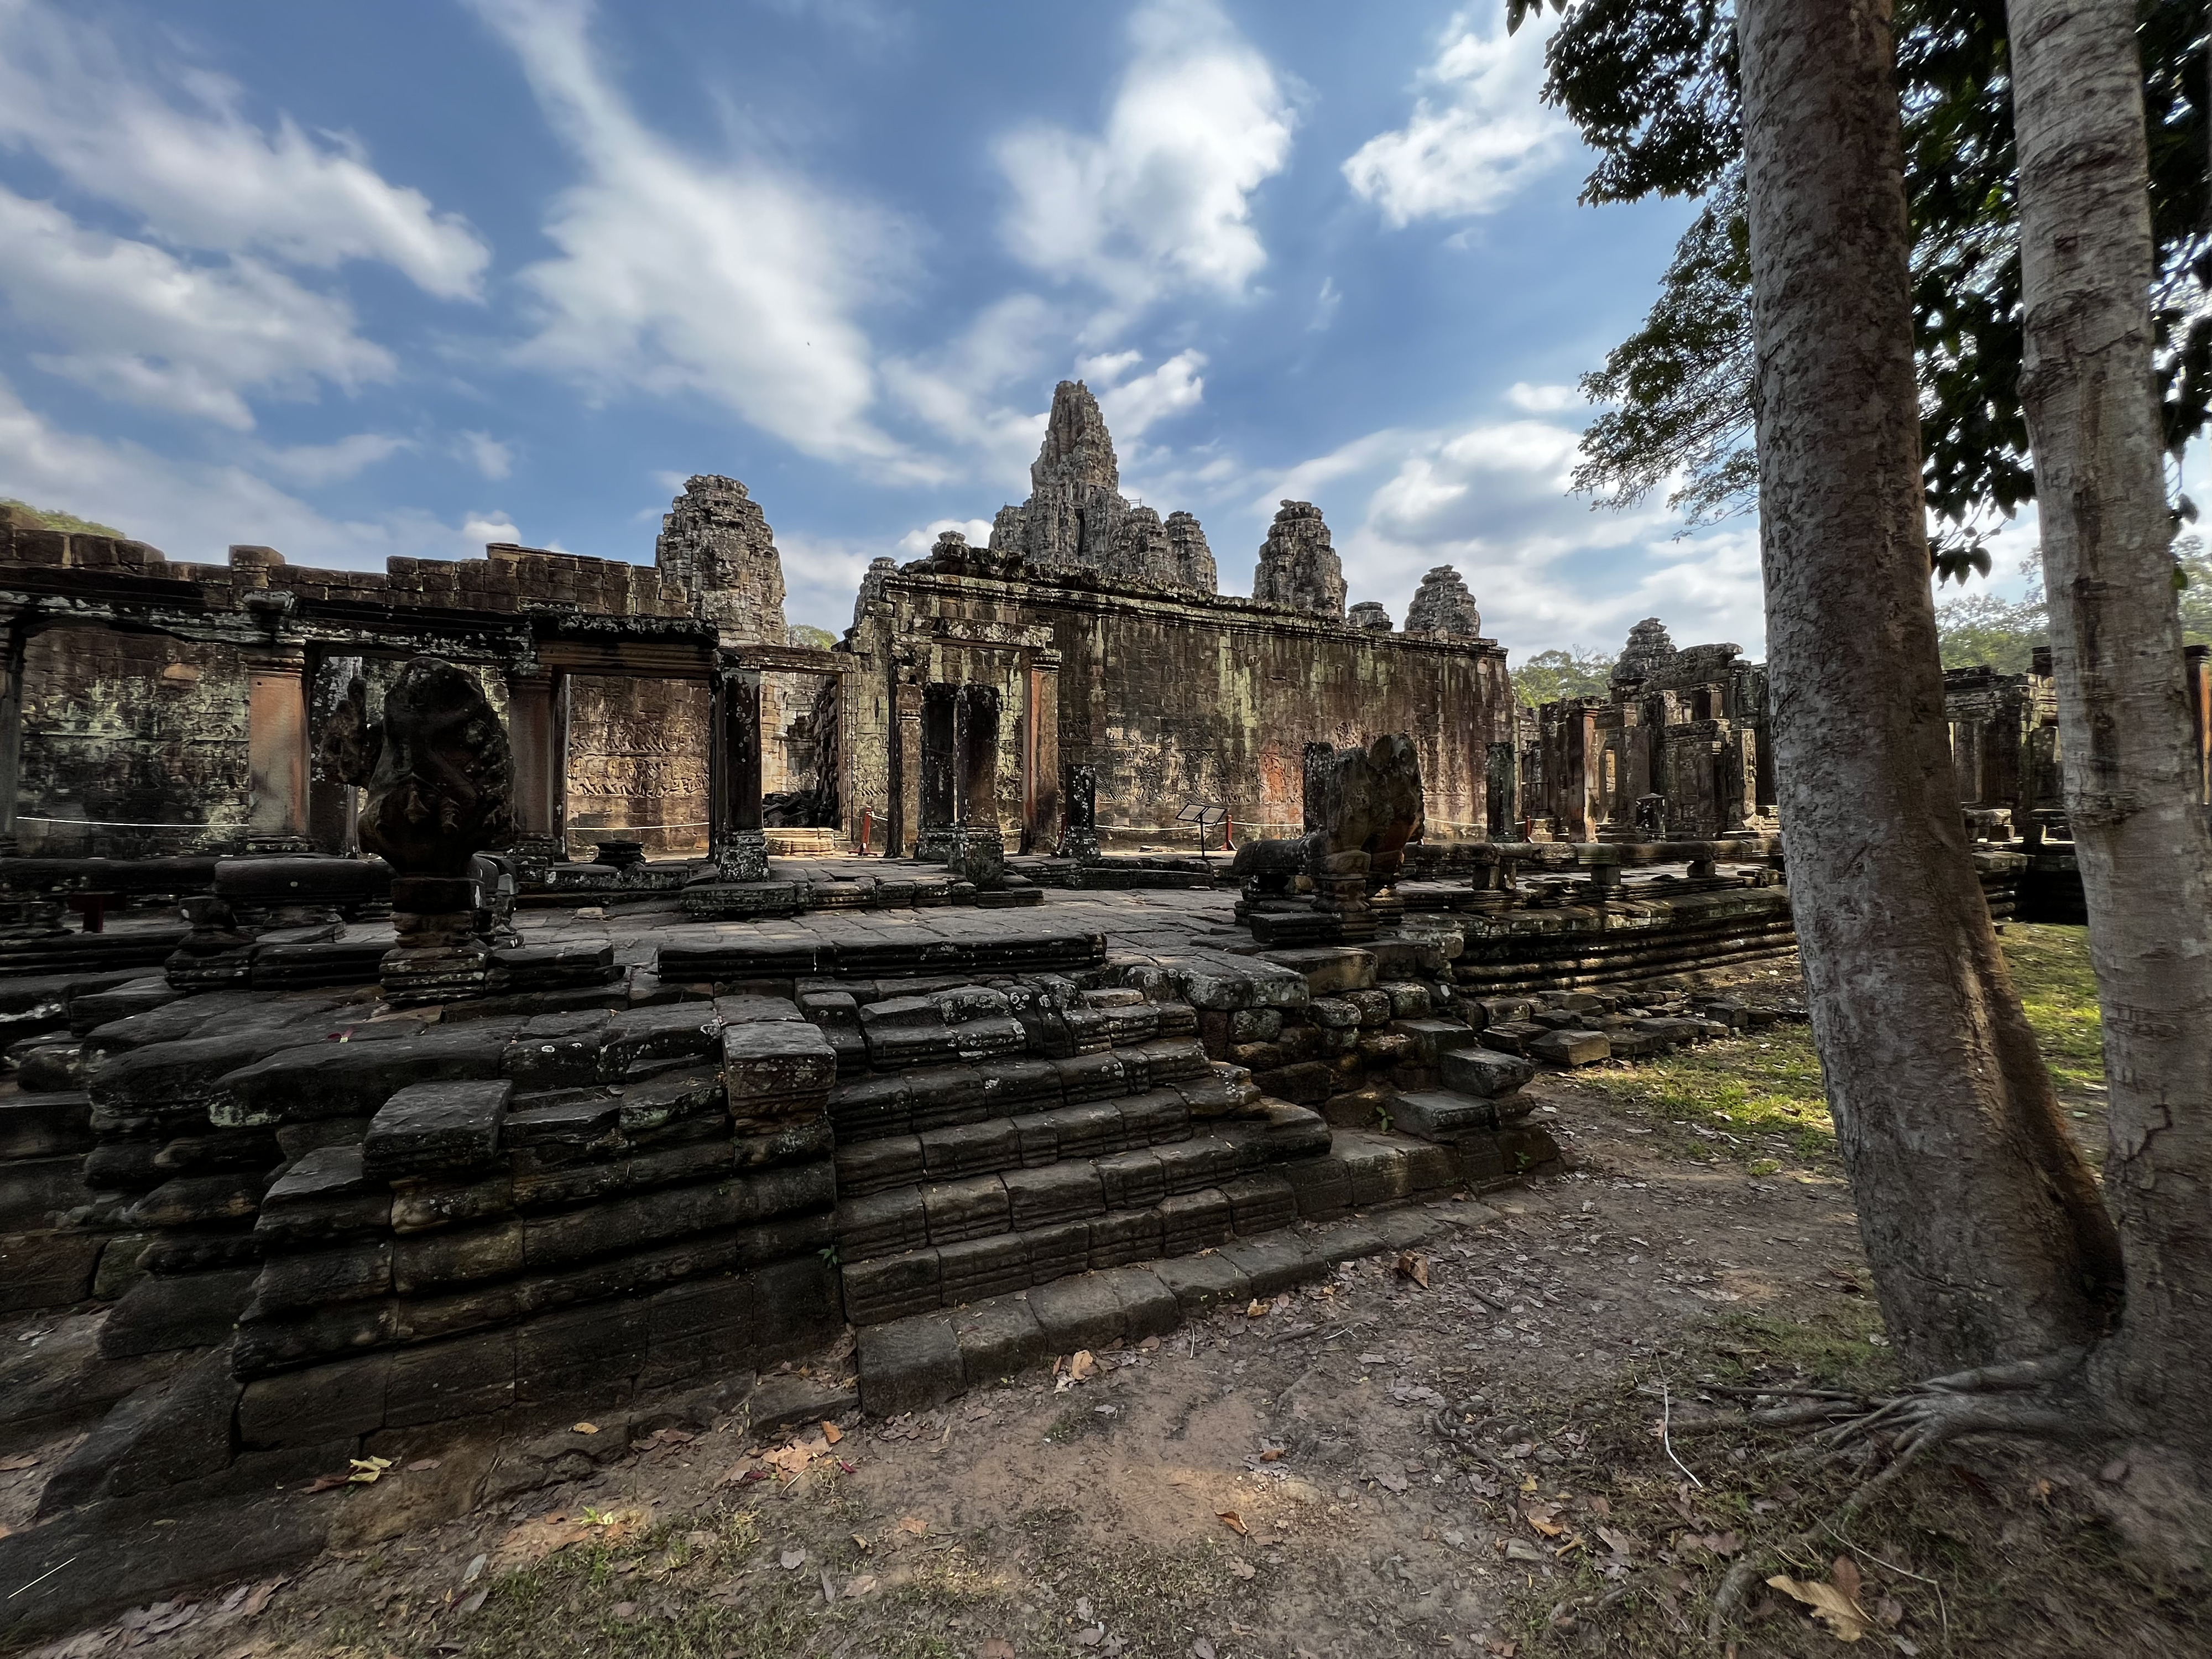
[354,660,517,877]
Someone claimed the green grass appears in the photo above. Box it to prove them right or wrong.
[1577,925,2104,1168]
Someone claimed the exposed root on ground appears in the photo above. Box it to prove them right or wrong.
[1674,1350,2113,1644]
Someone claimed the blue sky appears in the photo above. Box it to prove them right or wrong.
[0,0,1787,658]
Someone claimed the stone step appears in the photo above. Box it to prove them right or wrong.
[838,1171,1307,1324]
[833,1105,1329,1263]
[855,1207,1449,1415]
[825,1042,1227,1145]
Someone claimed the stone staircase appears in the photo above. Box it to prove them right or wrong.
[799,978,1520,1413]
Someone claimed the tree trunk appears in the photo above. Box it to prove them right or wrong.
[2009,0,2212,1468]
[1735,0,2121,1374]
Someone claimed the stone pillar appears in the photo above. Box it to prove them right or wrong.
[244,645,312,852]
[1057,763,1102,862]
[0,617,26,857]
[505,666,564,873]
[1483,741,1517,843]
[892,682,925,857]
[708,663,766,881]
[947,684,1004,888]
[1023,656,1061,853]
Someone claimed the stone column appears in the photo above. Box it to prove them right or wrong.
[708,663,766,881]
[244,644,312,853]
[1483,741,1517,844]
[505,666,564,873]
[1057,763,1102,862]
[0,616,26,857]
[1023,655,1061,854]
[892,682,924,857]
[947,684,1004,888]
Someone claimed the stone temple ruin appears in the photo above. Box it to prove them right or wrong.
[0,382,2204,1636]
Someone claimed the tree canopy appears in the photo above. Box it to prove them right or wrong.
[1510,0,2209,580]
[1509,645,1617,706]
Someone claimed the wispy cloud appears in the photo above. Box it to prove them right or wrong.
[0,0,489,298]
[994,0,1296,321]
[0,186,394,428]
[1343,3,1570,227]
[471,0,920,473]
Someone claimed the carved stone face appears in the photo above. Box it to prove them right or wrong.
[357,659,518,877]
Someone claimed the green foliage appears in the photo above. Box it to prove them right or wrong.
[0,497,126,539]
[1520,0,2211,569]
[787,623,838,650]
[1510,645,1616,706]
[1934,586,2047,670]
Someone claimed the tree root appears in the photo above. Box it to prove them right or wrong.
[1698,1350,2107,1645]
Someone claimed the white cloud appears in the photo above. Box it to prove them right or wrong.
[462,512,523,547]
[896,517,995,555]
[1092,349,1206,441]
[1258,415,1767,657]
[995,0,1296,315]
[881,294,1059,488]
[778,528,890,634]
[0,0,488,299]
[1344,3,1571,227]
[0,373,507,567]
[471,0,917,472]
[1506,380,1580,413]
[0,186,394,429]
[259,432,412,486]
[454,430,514,480]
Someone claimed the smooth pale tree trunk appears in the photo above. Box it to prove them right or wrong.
[2010,0,2212,1472]
[1735,0,2121,1374]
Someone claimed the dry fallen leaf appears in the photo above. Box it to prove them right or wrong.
[404,1457,441,1473]
[896,1516,928,1537]
[820,1421,843,1445]
[572,1422,599,1436]
[1394,1250,1432,1289]
[1217,1511,1251,1536]
[1070,1350,1097,1381]
[1594,1525,1641,1557]
[1767,1573,1872,1642]
[1523,1504,1565,1539]
[1831,1555,1863,1603]
[1245,1298,1271,1318]
[1259,1448,1286,1463]
[980,1641,1016,1659]
[347,1455,393,1485]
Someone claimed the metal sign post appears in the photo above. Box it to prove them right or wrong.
[1178,801,1228,864]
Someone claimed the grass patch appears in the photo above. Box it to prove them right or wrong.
[1579,926,2104,1168]
[2003,923,2105,1093]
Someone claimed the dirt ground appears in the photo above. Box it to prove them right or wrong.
[8,931,2200,1659]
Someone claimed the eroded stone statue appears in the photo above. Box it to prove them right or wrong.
[357,660,517,877]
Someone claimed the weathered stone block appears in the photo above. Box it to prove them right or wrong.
[364,1079,511,1178]
[1153,1251,1248,1313]
[386,1327,517,1426]
[394,1219,524,1293]
[1218,1232,1315,1297]
[1530,1029,1610,1066]
[1441,1047,1537,1097]
[838,1189,928,1261]
[858,1314,962,1416]
[1390,1091,1499,1140]
[1003,1162,1105,1232]
[98,1265,259,1356]
[937,1232,1030,1304]
[955,1295,1048,1384]
[238,1351,392,1448]
[1159,1188,1234,1255]
[1026,1272,1126,1354]
[921,1175,1010,1245]
[843,1248,942,1326]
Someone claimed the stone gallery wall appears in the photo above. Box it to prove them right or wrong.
[842,562,1514,851]
[562,676,712,855]
[17,630,252,857]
